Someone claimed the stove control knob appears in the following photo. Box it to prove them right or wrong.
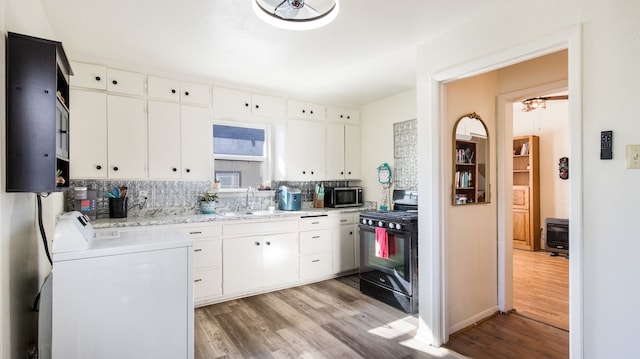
[362,218,367,224]
[378,221,384,227]
[395,223,403,230]
[388,222,394,229]
[367,219,373,225]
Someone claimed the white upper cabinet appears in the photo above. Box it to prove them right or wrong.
[69,89,108,178]
[148,76,210,106]
[70,62,107,90]
[344,125,361,179]
[287,99,326,120]
[327,106,360,124]
[326,123,361,180]
[180,105,213,180]
[148,101,182,179]
[147,76,181,102]
[212,86,284,117]
[285,119,326,180]
[106,68,145,96]
[180,82,211,106]
[107,95,147,178]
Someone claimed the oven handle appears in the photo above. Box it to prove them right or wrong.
[358,224,409,236]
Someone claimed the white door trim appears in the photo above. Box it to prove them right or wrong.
[423,25,583,358]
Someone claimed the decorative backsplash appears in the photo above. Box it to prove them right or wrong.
[393,119,418,190]
[67,179,363,218]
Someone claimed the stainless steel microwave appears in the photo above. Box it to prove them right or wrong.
[324,187,363,208]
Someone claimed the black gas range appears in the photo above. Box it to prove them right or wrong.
[359,190,418,314]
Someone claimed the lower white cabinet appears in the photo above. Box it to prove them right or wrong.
[332,213,359,273]
[223,232,299,295]
[174,224,223,304]
[299,216,333,279]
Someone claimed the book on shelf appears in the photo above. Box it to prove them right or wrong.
[519,142,529,155]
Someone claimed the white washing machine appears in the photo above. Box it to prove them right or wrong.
[42,211,193,359]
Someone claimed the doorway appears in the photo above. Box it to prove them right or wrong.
[510,89,570,331]
[419,27,582,355]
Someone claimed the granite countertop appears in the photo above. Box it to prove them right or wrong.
[90,207,367,229]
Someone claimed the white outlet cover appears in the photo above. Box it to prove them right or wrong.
[626,144,640,169]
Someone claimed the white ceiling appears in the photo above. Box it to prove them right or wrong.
[42,0,499,106]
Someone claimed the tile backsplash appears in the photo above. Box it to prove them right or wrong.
[393,119,418,190]
[67,179,360,218]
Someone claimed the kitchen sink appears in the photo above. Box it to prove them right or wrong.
[218,210,278,217]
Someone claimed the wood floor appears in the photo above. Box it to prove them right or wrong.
[512,249,569,331]
[195,269,569,359]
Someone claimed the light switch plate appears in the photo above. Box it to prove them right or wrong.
[626,145,640,169]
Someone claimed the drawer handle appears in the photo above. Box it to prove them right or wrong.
[194,279,202,283]
[312,221,320,224]
[340,219,348,223]
[312,236,320,239]
[194,249,202,252]
[312,259,320,263]
[189,231,202,235]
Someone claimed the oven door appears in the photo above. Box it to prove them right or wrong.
[359,225,414,295]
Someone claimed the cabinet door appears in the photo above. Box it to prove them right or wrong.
[70,62,107,90]
[344,125,361,179]
[181,82,210,106]
[107,95,147,178]
[327,106,360,124]
[148,101,182,179]
[263,232,299,288]
[333,224,356,273]
[513,209,530,250]
[147,76,180,102]
[212,86,251,116]
[181,105,213,180]
[69,90,108,178]
[107,69,145,96]
[251,94,285,117]
[56,101,70,160]
[287,99,325,120]
[223,236,263,295]
[326,123,345,180]
[284,119,310,180]
[306,121,326,179]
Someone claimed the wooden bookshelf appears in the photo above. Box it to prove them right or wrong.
[513,135,540,251]
[455,139,479,204]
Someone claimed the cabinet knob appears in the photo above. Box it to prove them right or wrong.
[302,171,306,174]
[185,168,191,173]
[244,103,249,107]
[340,115,344,118]
[311,171,314,175]
[113,166,119,171]
[96,165,102,170]
[265,241,271,246]
[95,76,101,81]
[349,231,353,235]
[172,167,177,172]
[340,171,344,175]
[255,104,259,109]
[347,116,351,119]
[184,91,189,96]
[112,80,118,85]
[171,89,176,94]
[254,241,261,246]
[44,90,49,94]
[302,109,306,114]
[310,110,314,114]
[348,171,352,175]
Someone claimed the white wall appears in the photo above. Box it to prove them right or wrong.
[360,90,417,205]
[513,100,570,232]
[417,0,640,357]
[2,0,65,357]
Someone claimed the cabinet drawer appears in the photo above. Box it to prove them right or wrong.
[223,218,298,237]
[194,238,222,270]
[300,229,332,255]
[299,216,332,231]
[107,68,145,96]
[175,225,222,239]
[194,268,222,299]
[181,82,210,106]
[337,213,355,225]
[300,252,332,279]
[70,62,107,90]
[513,186,530,209]
[147,76,180,101]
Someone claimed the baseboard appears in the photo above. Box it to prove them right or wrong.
[448,305,500,334]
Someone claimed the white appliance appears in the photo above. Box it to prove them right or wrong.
[41,211,193,359]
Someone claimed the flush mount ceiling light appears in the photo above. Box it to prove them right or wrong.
[252,0,340,31]
[521,95,569,112]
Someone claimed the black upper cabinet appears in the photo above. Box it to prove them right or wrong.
[6,32,73,192]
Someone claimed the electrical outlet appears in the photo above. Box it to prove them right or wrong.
[138,190,149,199]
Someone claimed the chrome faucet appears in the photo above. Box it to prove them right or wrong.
[245,186,255,210]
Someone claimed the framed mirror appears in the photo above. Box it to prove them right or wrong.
[453,112,489,205]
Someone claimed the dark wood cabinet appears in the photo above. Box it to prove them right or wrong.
[6,32,73,192]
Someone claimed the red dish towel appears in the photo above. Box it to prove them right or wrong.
[375,227,389,259]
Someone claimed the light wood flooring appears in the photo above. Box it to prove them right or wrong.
[512,249,569,331]
[195,266,569,359]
